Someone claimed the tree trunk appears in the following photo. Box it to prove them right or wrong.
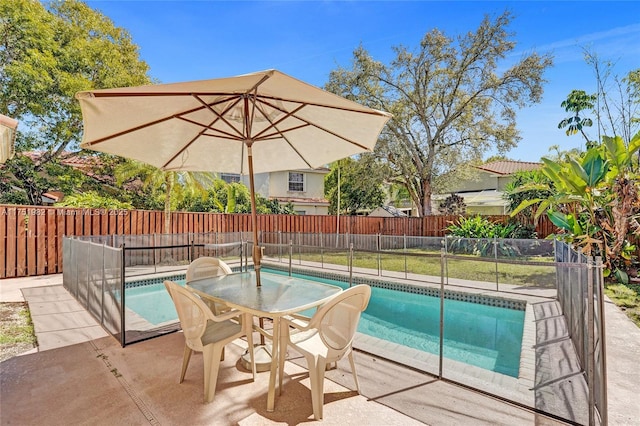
[422,178,433,216]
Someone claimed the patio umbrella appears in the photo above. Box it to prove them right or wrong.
[0,114,18,164]
[76,69,391,285]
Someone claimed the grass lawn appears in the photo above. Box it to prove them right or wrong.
[0,302,37,362]
[605,282,640,327]
[291,249,557,287]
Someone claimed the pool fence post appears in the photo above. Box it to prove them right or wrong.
[100,242,106,326]
[587,256,595,426]
[244,234,249,272]
[595,255,608,425]
[120,243,126,348]
[289,239,293,276]
[189,233,194,263]
[349,243,353,287]
[243,235,248,272]
[238,232,242,271]
[320,231,324,268]
[278,231,282,262]
[443,237,450,286]
[377,234,381,276]
[439,248,445,379]
[153,233,158,275]
[404,234,407,280]
[494,236,499,292]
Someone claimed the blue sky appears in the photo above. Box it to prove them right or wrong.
[85,0,640,162]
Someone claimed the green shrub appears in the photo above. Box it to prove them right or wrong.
[445,215,536,257]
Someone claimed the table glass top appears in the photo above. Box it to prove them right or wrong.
[187,271,341,315]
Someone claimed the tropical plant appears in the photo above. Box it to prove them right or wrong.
[445,215,531,257]
[54,191,132,209]
[446,215,518,239]
[511,132,640,282]
[115,160,216,233]
[503,170,554,219]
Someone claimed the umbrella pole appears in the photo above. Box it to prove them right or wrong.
[247,143,262,287]
[247,142,268,350]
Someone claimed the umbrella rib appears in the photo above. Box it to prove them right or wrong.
[177,116,243,141]
[81,104,209,146]
[251,93,390,118]
[193,94,246,139]
[256,100,372,151]
[163,96,245,169]
[251,103,306,140]
[161,127,208,170]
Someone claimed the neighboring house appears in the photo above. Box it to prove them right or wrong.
[226,168,330,215]
[434,160,541,215]
[42,191,64,206]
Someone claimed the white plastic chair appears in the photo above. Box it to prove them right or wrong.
[186,257,233,315]
[164,280,256,403]
[186,256,233,282]
[278,284,371,420]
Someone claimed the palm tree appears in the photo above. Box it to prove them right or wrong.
[115,160,216,233]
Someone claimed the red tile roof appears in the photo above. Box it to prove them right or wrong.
[474,160,541,176]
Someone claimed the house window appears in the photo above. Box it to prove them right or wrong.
[220,173,240,183]
[288,172,305,192]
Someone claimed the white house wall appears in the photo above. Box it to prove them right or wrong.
[448,173,499,193]
[240,169,329,215]
[268,170,327,199]
[239,173,270,198]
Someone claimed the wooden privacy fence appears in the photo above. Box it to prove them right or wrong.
[0,204,556,278]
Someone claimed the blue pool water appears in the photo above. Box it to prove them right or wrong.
[126,269,524,377]
[125,280,184,325]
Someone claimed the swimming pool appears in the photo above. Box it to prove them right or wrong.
[125,268,524,377]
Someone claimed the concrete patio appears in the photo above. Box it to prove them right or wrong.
[1,273,639,425]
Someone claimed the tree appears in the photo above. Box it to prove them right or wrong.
[324,155,386,215]
[325,11,552,216]
[438,193,466,215]
[557,89,597,147]
[115,160,216,233]
[0,151,107,205]
[0,0,150,203]
[586,52,640,150]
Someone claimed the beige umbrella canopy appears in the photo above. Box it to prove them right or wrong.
[76,69,391,284]
[0,114,18,164]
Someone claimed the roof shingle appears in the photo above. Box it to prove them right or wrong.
[474,160,541,175]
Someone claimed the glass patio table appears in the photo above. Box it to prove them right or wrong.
[187,270,342,412]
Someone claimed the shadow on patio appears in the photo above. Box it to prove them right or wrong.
[0,275,603,425]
